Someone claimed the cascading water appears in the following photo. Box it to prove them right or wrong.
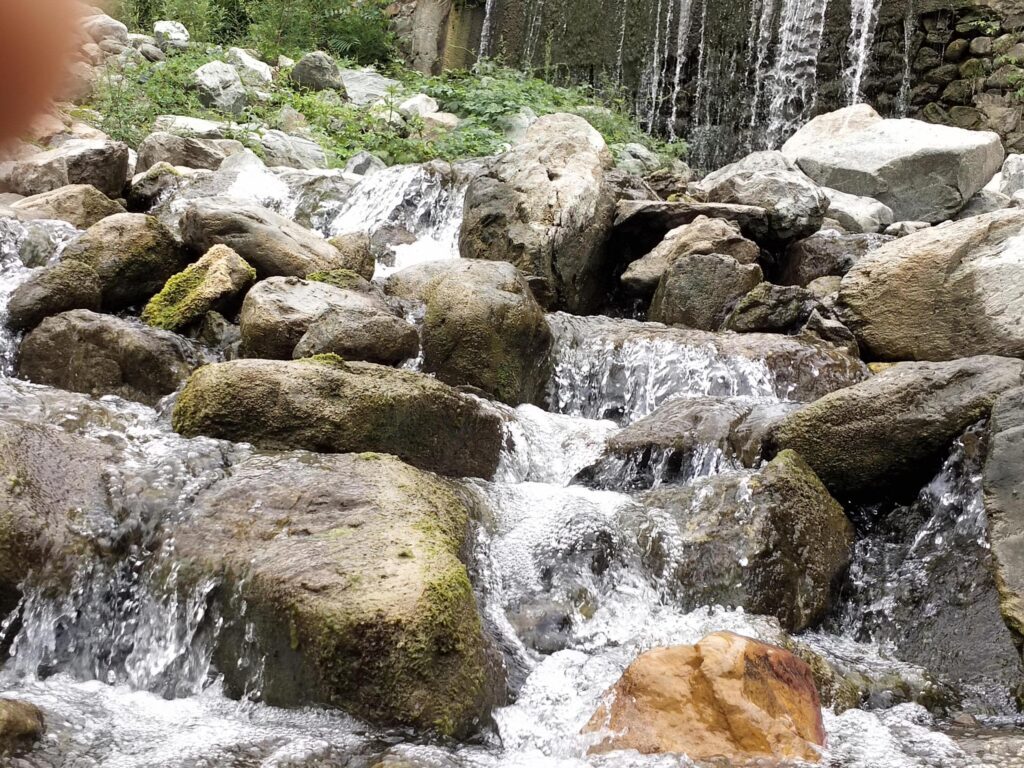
[844,0,882,103]
[479,0,499,57]
[0,175,1019,768]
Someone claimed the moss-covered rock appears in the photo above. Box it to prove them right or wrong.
[0,699,45,755]
[326,232,376,280]
[640,450,853,631]
[61,213,187,309]
[386,260,552,405]
[142,245,256,332]
[773,356,1024,500]
[171,357,503,478]
[174,452,503,737]
[6,259,102,331]
[18,310,200,406]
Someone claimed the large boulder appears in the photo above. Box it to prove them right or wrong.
[6,260,103,330]
[292,304,420,366]
[0,699,44,755]
[838,209,1024,361]
[61,213,186,309]
[18,310,199,405]
[782,104,1004,223]
[174,452,501,736]
[648,254,763,329]
[0,139,129,198]
[10,184,125,228]
[584,632,826,762]
[142,245,256,332]
[725,282,818,334]
[193,62,247,116]
[459,114,616,312]
[136,131,228,172]
[692,150,829,243]
[773,356,1024,499]
[621,215,760,297]
[239,276,379,359]
[171,357,503,478]
[577,396,799,489]
[984,387,1024,648]
[257,130,327,170]
[823,187,894,234]
[181,199,348,278]
[780,230,892,287]
[225,47,273,86]
[290,52,347,93]
[641,451,853,631]
[385,260,552,405]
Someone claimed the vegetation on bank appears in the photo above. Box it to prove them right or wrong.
[94,1,685,167]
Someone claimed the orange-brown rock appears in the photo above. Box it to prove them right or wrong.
[584,632,826,763]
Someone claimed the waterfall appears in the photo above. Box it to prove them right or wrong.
[844,0,882,103]
[615,0,630,83]
[479,0,498,57]
[522,0,547,68]
[897,1,916,116]
[667,0,695,138]
[765,0,831,146]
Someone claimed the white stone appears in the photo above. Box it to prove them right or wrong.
[398,94,439,118]
[83,14,129,45]
[226,47,273,86]
[153,115,228,139]
[783,104,1005,224]
[257,130,327,170]
[193,62,247,117]
[824,188,894,234]
[154,21,190,52]
[339,68,400,106]
[1000,154,1024,197]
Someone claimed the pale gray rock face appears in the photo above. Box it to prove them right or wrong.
[838,209,1024,361]
[459,113,617,313]
[193,62,248,116]
[823,188,894,234]
[291,53,347,93]
[692,150,829,243]
[136,132,227,173]
[256,130,327,170]
[338,68,399,105]
[0,140,129,198]
[783,104,1004,224]
[83,14,129,45]
[999,153,1024,197]
[226,47,273,86]
[956,189,1011,220]
[154,20,190,52]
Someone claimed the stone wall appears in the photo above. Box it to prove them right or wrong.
[392,0,1024,161]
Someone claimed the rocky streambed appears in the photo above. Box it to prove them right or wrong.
[1,12,1024,768]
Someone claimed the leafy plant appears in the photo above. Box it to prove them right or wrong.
[243,0,395,63]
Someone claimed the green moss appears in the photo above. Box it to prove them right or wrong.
[142,265,209,331]
[295,353,347,368]
[307,268,366,290]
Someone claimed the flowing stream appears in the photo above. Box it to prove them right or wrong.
[0,174,1020,768]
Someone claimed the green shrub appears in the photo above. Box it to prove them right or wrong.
[244,0,395,63]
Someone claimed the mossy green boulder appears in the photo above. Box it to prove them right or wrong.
[174,451,503,737]
[172,357,503,478]
[60,213,187,309]
[386,260,552,406]
[641,450,853,631]
[142,245,256,331]
[6,259,102,330]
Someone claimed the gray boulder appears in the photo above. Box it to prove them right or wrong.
[10,184,125,229]
[386,260,553,405]
[225,47,272,86]
[641,450,853,631]
[956,188,1011,219]
[154,20,189,52]
[999,153,1024,197]
[338,68,398,105]
[0,139,129,198]
[773,356,1024,499]
[621,215,760,297]
[137,132,228,172]
[61,213,186,309]
[290,52,347,93]
[823,187,894,234]
[838,209,1024,360]
[181,198,348,278]
[257,130,327,169]
[6,260,103,331]
[648,254,763,329]
[18,310,199,405]
[692,150,829,243]
[459,114,617,312]
[782,104,1004,223]
[984,387,1024,647]
[725,282,817,333]
[780,230,892,287]
[293,305,419,366]
[193,62,247,116]
[83,13,129,45]
[172,357,503,478]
